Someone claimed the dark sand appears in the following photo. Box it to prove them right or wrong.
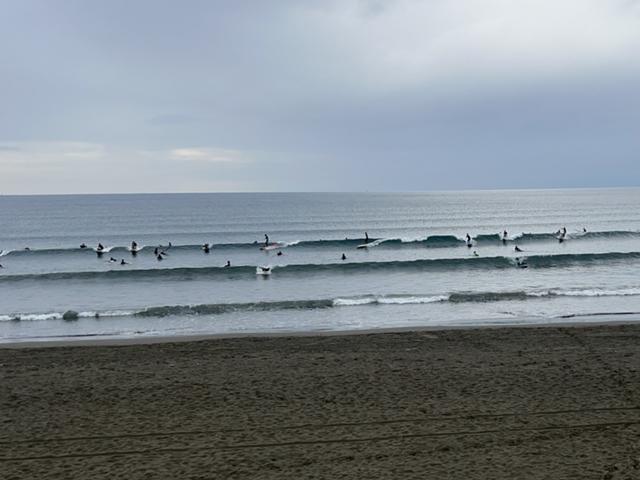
[2,324,640,479]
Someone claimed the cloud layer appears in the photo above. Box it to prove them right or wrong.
[1,0,639,193]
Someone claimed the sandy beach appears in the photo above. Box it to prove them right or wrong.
[2,324,640,479]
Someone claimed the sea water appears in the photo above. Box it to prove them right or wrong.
[1,189,640,342]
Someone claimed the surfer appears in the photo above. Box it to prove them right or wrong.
[277,251,283,256]
[224,260,231,267]
[156,254,163,261]
[502,230,508,244]
[120,259,129,265]
[365,232,369,243]
[131,241,138,250]
[202,243,210,254]
[516,257,528,268]
[583,227,587,233]
[466,233,472,244]
[109,257,117,263]
[514,246,523,252]
[153,247,159,256]
[260,266,271,273]
[341,253,346,260]
[473,250,479,257]
[80,243,87,249]
[264,234,269,247]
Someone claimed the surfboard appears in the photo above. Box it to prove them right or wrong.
[260,243,283,251]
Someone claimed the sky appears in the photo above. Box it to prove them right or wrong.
[1,0,640,194]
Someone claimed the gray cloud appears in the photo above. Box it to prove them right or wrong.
[1,0,639,193]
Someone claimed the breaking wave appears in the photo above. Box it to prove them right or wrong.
[4,287,640,322]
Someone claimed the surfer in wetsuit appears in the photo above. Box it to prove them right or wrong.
[225,260,231,267]
[202,243,210,254]
[120,259,129,265]
[502,230,508,244]
[109,257,117,263]
[80,243,87,249]
[473,250,479,257]
[341,253,346,260]
[514,246,523,252]
[365,232,369,243]
[277,251,283,256]
[264,234,269,247]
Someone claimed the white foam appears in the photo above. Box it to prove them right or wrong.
[550,288,640,298]
[377,295,448,305]
[333,297,376,306]
[333,295,448,307]
[0,312,63,322]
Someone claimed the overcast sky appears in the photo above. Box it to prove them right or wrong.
[1,0,639,194]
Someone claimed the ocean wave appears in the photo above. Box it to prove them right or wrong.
[4,287,640,322]
[2,251,640,282]
[2,230,638,257]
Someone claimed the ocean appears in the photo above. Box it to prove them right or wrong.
[1,188,640,343]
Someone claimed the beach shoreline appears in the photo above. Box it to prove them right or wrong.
[2,322,640,478]
[2,313,640,348]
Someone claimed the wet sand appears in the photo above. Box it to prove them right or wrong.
[2,324,640,479]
